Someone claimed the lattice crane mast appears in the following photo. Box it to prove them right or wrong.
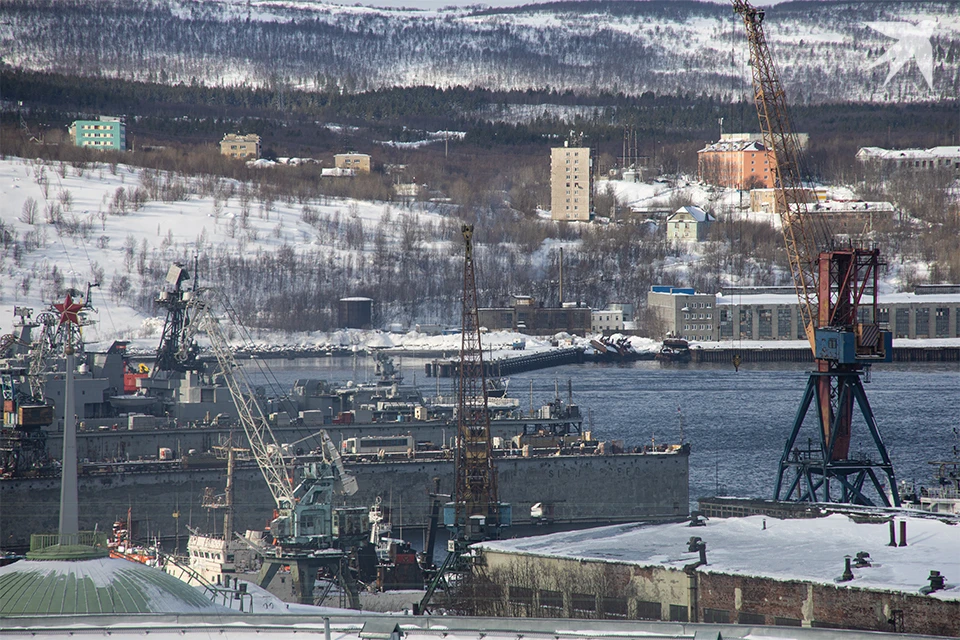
[178,289,359,548]
[416,225,510,616]
[454,224,503,539]
[734,0,899,507]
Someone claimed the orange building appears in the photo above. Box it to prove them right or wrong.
[697,139,774,189]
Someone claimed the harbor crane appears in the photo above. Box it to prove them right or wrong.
[415,225,511,615]
[177,276,366,605]
[734,0,899,506]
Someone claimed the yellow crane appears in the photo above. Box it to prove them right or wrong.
[733,0,900,506]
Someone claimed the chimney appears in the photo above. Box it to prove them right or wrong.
[839,557,854,582]
[888,520,897,546]
[899,520,907,547]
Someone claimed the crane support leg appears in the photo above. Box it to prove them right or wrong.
[776,370,899,506]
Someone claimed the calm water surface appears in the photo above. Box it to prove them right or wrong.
[247,356,960,507]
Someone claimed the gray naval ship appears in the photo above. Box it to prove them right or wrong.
[0,265,690,550]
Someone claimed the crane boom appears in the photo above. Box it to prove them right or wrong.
[733,0,823,349]
[179,294,296,509]
[733,0,898,507]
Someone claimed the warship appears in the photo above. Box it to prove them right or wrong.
[0,265,690,551]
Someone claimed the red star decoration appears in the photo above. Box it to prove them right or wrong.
[54,294,84,327]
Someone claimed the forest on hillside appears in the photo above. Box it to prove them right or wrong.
[1,0,959,104]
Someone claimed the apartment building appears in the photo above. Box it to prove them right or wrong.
[68,116,126,151]
[334,153,372,174]
[697,139,774,189]
[551,145,592,221]
[220,133,261,159]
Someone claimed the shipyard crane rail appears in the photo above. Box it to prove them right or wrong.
[733,0,898,507]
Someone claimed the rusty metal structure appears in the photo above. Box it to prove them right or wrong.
[734,0,898,506]
[454,224,501,534]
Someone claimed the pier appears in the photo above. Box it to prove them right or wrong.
[425,347,584,377]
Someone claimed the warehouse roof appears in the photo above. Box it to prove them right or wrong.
[478,513,960,601]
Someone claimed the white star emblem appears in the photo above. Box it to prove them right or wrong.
[865,21,937,90]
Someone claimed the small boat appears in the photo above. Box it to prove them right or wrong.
[657,337,691,362]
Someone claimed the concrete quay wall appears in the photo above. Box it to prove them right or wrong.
[0,452,688,549]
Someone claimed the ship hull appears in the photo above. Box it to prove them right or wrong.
[0,450,688,549]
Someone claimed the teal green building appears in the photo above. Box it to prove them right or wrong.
[68,116,126,151]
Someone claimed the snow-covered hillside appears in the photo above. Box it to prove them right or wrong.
[0,155,460,343]
[1,0,957,104]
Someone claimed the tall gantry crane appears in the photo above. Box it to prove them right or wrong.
[734,0,899,507]
[416,225,510,615]
[454,224,502,537]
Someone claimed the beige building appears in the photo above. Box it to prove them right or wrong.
[335,153,371,174]
[591,309,624,333]
[551,146,591,221]
[666,206,715,242]
[220,133,261,159]
[749,187,826,213]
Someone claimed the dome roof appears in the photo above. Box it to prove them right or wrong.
[0,557,230,615]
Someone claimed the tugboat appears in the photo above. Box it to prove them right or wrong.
[657,336,691,363]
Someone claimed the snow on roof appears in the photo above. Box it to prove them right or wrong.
[669,206,714,223]
[698,140,767,153]
[0,557,230,615]
[478,514,960,601]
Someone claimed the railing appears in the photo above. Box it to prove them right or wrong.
[30,531,109,551]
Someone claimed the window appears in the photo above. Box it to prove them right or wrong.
[602,596,628,618]
[669,604,688,622]
[739,308,753,339]
[703,608,730,624]
[571,593,596,614]
[778,308,791,337]
[508,586,534,608]
[758,308,773,338]
[915,307,930,336]
[877,307,890,324]
[775,617,802,627]
[738,612,766,625]
[539,589,563,611]
[935,308,950,337]
[635,600,661,620]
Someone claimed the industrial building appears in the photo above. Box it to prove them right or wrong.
[475,514,959,636]
[647,285,960,342]
[856,146,960,176]
[220,133,261,159]
[478,295,591,335]
[68,116,126,151]
[591,308,624,333]
[551,145,592,221]
[647,286,719,342]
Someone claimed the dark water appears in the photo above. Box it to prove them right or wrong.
[246,356,960,507]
